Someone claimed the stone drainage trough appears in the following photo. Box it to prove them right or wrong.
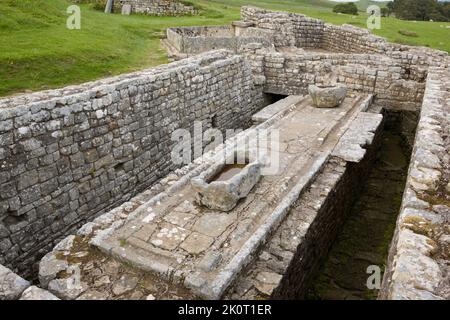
[34,92,388,300]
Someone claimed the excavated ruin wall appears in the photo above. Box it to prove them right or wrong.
[380,67,450,300]
[166,7,447,105]
[237,7,450,113]
[0,50,265,277]
[274,144,383,299]
[240,6,447,62]
[117,0,196,16]
[240,6,324,48]
[167,26,273,55]
[241,45,426,112]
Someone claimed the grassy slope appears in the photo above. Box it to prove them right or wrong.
[0,0,449,97]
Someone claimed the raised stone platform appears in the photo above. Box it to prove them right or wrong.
[87,93,372,299]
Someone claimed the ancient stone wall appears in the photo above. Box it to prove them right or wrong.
[118,0,196,16]
[380,67,450,300]
[240,6,324,48]
[166,26,273,55]
[240,6,448,64]
[0,50,265,277]
[241,44,426,111]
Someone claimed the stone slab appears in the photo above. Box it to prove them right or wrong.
[121,4,131,15]
[252,95,303,124]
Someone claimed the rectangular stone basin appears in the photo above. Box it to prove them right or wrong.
[191,155,262,212]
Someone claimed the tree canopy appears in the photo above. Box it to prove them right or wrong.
[387,0,450,21]
[333,2,358,15]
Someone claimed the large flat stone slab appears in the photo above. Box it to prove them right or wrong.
[252,95,303,124]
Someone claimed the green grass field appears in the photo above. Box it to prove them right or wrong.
[1,0,449,97]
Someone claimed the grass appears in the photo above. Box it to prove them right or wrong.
[0,0,449,97]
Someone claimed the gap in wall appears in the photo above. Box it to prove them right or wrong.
[263,93,288,105]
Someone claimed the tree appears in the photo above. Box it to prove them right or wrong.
[381,7,390,17]
[333,2,358,15]
[440,3,450,20]
[389,0,449,21]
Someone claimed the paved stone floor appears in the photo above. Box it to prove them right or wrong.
[93,94,370,298]
[306,129,409,300]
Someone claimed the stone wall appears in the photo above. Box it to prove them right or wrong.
[322,24,384,54]
[380,67,450,300]
[166,26,273,55]
[118,0,196,16]
[240,6,324,48]
[240,6,448,64]
[0,50,265,277]
[241,44,426,111]
[165,7,448,104]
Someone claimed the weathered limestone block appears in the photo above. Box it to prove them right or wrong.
[38,235,75,287]
[332,110,382,163]
[390,250,442,295]
[19,286,60,300]
[48,276,88,300]
[254,271,282,296]
[0,264,30,300]
[308,84,347,108]
[121,4,131,15]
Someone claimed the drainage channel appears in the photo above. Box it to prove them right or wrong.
[306,112,413,300]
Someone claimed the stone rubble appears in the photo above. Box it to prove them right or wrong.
[19,286,60,300]
[0,264,30,300]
